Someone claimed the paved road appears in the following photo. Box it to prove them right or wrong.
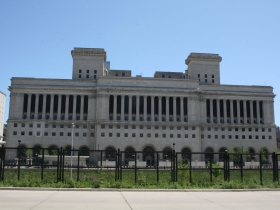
[0,189,280,210]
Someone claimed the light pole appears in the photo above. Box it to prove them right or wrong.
[70,123,75,179]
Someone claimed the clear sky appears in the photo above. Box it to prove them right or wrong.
[1,0,280,126]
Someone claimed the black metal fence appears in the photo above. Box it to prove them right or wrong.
[0,146,279,185]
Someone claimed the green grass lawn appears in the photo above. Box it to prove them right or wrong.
[0,168,279,189]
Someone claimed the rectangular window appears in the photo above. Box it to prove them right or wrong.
[185,134,188,138]
[208,135,211,139]
[221,127,225,131]
[29,131,33,136]
[205,74,207,78]
[86,70,89,73]
[101,124,105,129]
[255,128,258,132]
[162,126,166,130]
[249,135,252,139]
[212,79,214,83]
[147,125,151,129]
[229,135,232,139]
[79,69,82,73]
[184,126,188,130]
[155,133,158,138]
[256,135,259,139]
[86,75,89,78]
[44,132,48,136]
[122,72,125,76]
[94,75,96,79]
[192,126,196,130]
[242,135,245,139]
[67,132,71,136]
[117,125,121,129]
[212,74,214,78]
[222,135,225,139]
[269,136,272,139]
[13,131,17,135]
[75,132,79,137]
[215,127,218,131]
[83,124,87,129]
[52,132,56,136]
[205,79,207,83]
[21,131,25,135]
[249,128,252,132]
[215,135,218,139]
[132,133,136,137]
[235,128,238,131]
[22,123,25,127]
[29,123,33,128]
[91,133,94,137]
[117,133,120,137]
[91,125,95,129]
[79,74,81,78]
[170,134,173,138]
[192,134,196,138]
[101,133,105,137]
[198,74,200,78]
[162,134,166,138]
[37,124,41,128]
[201,134,204,139]
[83,133,87,137]
[262,135,265,139]
[155,126,159,130]
[228,127,232,131]
[52,124,56,128]
[235,135,239,139]
[201,127,204,131]
[262,128,265,132]
[109,133,113,137]
[268,128,272,132]
[177,134,181,138]
[242,128,245,132]
[14,123,17,127]
[94,70,97,74]
[125,133,128,137]
[140,125,144,129]
[147,133,151,138]
[60,132,63,136]
[124,125,128,129]
[170,126,174,130]
[60,124,64,128]
[132,125,136,129]
[140,133,143,137]
[207,127,211,131]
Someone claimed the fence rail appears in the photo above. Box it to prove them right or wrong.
[0,146,279,185]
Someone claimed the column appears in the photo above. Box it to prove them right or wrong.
[113,95,117,120]
[217,99,220,124]
[80,95,84,121]
[136,95,140,121]
[42,94,46,120]
[50,94,54,120]
[73,95,77,120]
[144,96,147,121]
[180,97,184,122]
[129,95,132,121]
[250,100,254,124]
[27,94,31,119]
[65,95,69,120]
[230,100,234,124]
[158,96,162,122]
[166,96,169,121]
[256,100,260,124]
[34,94,39,119]
[223,99,227,123]
[57,95,62,120]
[173,97,176,122]
[209,99,213,123]
[243,100,247,124]
[151,96,154,121]
[121,95,125,121]
[236,100,240,124]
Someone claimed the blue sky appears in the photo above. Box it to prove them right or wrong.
[1,0,280,126]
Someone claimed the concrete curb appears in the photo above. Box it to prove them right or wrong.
[0,187,280,192]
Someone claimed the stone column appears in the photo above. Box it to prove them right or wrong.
[50,94,54,120]
[136,95,140,121]
[42,94,46,120]
[223,99,227,123]
[210,99,213,123]
[144,96,147,121]
[73,95,77,120]
[236,100,240,124]
[217,99,220,124]
[230,100,234,124]
[121,95,125,121]
[57,95,62,120]
[151,96,154,121]
[27,94,31,119]
[173,97,176,122]
[256,100,260,124]
[113,95,117,121]
[65,95,69,120]
[158,96,162,122]
[129,95,132,121]
[243,100,247,124]
[34,94,39,119]
[180,97,184,122]
[80,95,84,120]
[250,100,254,124]
[166,96,169,121]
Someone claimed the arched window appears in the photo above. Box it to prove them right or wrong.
[218,147,227,161]
[17,144,27,158]
[48,145,59,155]
[246,148,256,161]
[182,148,191,164]
[125,147,135,160]
[163,147,172,160]
[105,147,116,160]
[143,146,154,164]
[33,144,42,157]
[260,147,268,164]
[204,147,213,162]
[79,146,90,156]
[64,145,72,156]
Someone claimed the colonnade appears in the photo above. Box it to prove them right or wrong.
[108,95,188,122]
[22,94,89,121]
[206,99,264,124]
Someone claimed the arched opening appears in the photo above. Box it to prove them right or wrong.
[204,147,213,163]
[162,147,172,160]
[125,147,135,165]
[64,145,72,156]
[182,148,191,164]
[143,146,154,166]
[17,144,27,159]
[48,145,59,155]
[246,147,256,161]
[260,147,269,164]
[33,144,42,157]
[105,147,116,161]
[218,147,227,161]
[79,146,90,156]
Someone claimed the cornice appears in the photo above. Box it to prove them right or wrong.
[185,53,222,65]
[71,48,106,61]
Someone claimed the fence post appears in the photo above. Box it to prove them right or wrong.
[240,154,243,182]
[0,146,4,181]
[41,148,44,180]
[224,151,227,181]
[134,151,137,184]
[57,147,61,182]
[157,152,159,183]
[259,153,263,185]
[189,153,192,183]
[62,152,65,183]
[272,152,276,182]
[210,153,212,182]
[227,153,230,181]
[17,147,20,181]
[77,151,80,182]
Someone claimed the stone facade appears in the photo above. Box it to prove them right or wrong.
[0,91,6,141]
[5,48,276,161]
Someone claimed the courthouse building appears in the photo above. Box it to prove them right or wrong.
[5,48,276,161]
